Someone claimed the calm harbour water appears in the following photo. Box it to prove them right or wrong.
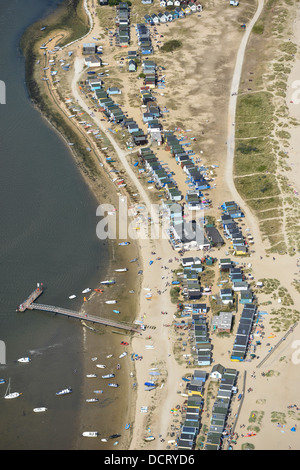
[0,0,110,449]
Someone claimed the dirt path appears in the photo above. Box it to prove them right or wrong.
[225,0,265,250]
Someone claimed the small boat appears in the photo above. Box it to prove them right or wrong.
[113,310,120,314]
[102,374,114,379]
[144,386,156,391]
[108,383,119,388]
[105,300,116,304]
[114,268,128,272]
[0,379,6,385]
[100,280,116,285]
[86,398,99,403]
[144,436,155,442]
[118,242,130,246]
[119,352,127,358]
[33,407,47,413]
[91,357,97,361]
[56,388,72,396]
[101,438,108,442]
[125,424,130,430]
[69,295,76,299]
[40,26,46,31]
[18,357,30,363]
[181,376,191,382]
[93,390,103,394]
[82,288,91,294]
[149,260,153,265]
[109,434,121,439]
[86,374,97,378]
[82,432,99,437]
[144,382,155,386]
[96,364,106,369]
[106,354,113,358]
[129,290,135,294]
[4,380,22,400]
[130,258,137,263]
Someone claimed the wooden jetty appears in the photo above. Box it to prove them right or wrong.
[17,283,140,333]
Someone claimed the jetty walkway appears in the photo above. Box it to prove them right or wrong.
[17,284,140,333]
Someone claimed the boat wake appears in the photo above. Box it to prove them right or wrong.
[29,343,63,356]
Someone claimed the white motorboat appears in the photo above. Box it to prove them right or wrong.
[17,357,30,363]
[4,379,22,400]
[102,374,114,379]
[82,288,91,294]
[33,407,47,413]
[108,383,119,388]
[86,374,97,378]
[105,300,116,304]
[114,268,128,272]
[96,364,106,369]
[119,352,127,359]
[82,432,99,437]
[106,354,113,358]
[69,295,76,299]
[86,398,99,403]
[93,390,103,394]
[101,438,108,442]
[56,387,72,396]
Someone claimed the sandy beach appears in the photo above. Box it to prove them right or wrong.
[24,0,300,451]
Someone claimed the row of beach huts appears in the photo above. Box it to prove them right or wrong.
[144,0,203,25]
[176,365,238,450]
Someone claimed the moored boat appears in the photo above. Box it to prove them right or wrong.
[96,364,106,369]
[108,383,119,388]
[114,268,128,272]
[102,374,114,379]
[4,379,22,399]
[118,242,130,246]
[33,407,47,413]
[82,288,91,294]
[86,374,97,378]
[105,300,116,304]
[100,280,115,285]
[119,352,127,358]
[82,432,99,437]
[86,398,99,403]
[17,357,30,363]
[0,379,6,385]
[56,387,72,396]
[144,436,155,442]
[69,295,76,299]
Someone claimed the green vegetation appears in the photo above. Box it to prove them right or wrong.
[234,0,300,254]
[161,40,182,53]
[170,286,181,304]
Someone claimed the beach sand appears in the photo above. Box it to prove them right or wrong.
[25,0,300,451]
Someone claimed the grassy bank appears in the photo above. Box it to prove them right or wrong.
[234,0,300,254]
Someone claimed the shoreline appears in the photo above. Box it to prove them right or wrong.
[20,0,141,450]
[18,0,300,451]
